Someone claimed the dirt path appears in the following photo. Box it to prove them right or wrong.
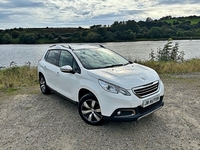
[0,74,200,150]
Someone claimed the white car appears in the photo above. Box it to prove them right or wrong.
[38,44,164,125]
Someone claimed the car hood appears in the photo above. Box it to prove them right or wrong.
[88,63,159,89]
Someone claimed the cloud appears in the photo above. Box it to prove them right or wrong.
[0,0,43,8]
[0,0,200,29]
[0,0,44,27]
[158,0,184,5]
[158,0,200,5]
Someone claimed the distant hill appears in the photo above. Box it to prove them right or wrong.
[1,15,200,44]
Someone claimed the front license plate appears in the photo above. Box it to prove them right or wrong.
[142,96,160,108]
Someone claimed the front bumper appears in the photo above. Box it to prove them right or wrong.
[103,96,164,122]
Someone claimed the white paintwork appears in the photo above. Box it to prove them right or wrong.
[38,44,164,117]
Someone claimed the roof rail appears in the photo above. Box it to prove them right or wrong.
[68,45,72,50]
[61,45,67,48]
[61,45,73,50]
[49,44,56,48]
[99,44,106,48]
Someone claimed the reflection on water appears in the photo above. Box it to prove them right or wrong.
[0,40,200,67]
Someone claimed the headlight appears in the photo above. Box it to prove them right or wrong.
[99,80,131,96]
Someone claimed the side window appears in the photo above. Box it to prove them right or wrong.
[45,50,60,66]
[72,59,81,73]
[59,50,81,73]
[59,51,73,67]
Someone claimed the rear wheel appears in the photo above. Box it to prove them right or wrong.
[78,93,104,125]
[39,75,51,94]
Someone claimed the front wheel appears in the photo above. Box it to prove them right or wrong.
[78,93,104,125]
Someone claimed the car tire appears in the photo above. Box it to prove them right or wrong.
[78,93,104,125]
[39,75,51,94]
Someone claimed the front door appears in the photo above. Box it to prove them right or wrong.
[56,50,81,101]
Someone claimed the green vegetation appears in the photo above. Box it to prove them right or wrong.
[0,59,200,92]
[149,38,185,62]
[1,15,200,44]
[0,66,38,92]
[139,59,200,74]
[161,16,200,25]
[138,38,200,74]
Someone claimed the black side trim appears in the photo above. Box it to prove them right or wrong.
[48,87,78,105]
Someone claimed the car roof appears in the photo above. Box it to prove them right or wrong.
[48,44,105,51]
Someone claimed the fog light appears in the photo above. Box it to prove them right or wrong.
[117,111,121,116]
[132,110,136,115]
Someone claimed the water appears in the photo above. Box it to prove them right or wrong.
[0,40,200,67]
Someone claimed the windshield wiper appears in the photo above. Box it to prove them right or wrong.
[124,62,131,65]
[104,63,129,68]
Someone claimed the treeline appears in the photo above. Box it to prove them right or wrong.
[1,15,200,44]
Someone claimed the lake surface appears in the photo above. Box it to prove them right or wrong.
[0,40,200,67]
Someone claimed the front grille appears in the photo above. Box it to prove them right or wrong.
[132,81,159,98]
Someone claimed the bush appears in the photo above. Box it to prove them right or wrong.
[0,65,38,90]
[150,38,185,62]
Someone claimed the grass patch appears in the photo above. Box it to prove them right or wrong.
[5,88,19,93]
[0,66,38,92]
[162,18,200,25]
[138,59,200,74]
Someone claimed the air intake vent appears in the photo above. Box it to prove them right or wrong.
[132,81,159,98]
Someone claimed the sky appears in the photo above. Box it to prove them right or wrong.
[0,0,200,29]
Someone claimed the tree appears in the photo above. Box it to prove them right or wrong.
[2,33,12,44]
[105,31,114,41]
[161,26,174,38]
[126,20,141,33]
[195,28,200,36]
[58,35,63,43]
[124,30,136,40]
[114,31,122,40]
[21,33,38,44]
[146,17,153,22]
[178,22,191,30]
[48,33,54,40]
[85,32,102,42]
[148,27,162,38]
[96,27,107,39]
[90,25,102,29]
[11,30,21,38]
[176,30,184,37]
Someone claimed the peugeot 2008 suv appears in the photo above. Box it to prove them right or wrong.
[38,44,164,125]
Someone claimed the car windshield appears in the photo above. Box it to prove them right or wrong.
[73,48,130,69]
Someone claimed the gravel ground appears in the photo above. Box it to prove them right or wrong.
[0,73,200,150]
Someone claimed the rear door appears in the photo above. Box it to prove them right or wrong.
[44,49,61,90]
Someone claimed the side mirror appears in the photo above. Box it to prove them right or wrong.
[60,65,75,73]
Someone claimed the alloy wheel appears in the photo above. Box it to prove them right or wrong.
[79,93,104,125]
[81,99,102,123]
